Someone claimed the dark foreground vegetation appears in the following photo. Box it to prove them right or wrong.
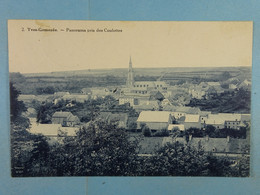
[11,118,250,177]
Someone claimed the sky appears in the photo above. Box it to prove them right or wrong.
[8,20,253,73]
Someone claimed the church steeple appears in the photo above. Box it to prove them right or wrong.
[126,56,134,87]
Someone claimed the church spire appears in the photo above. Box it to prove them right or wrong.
[126,56,134,87]
[129,56,132,68]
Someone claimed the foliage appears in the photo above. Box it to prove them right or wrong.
[49,119,140,176]
[153,128,170,137]
[185,128,204,138]
[187,88,251,113]
[142,125,151,137]
[10,82,27,120]
[36,86,56,94]
[36,95,138,124]
[128,121,137,130]
[219,71,231,81]
[12,118,250,177]
[139,142,215,176]
[183,126,247,139]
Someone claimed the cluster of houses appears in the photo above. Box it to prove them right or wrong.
[188,79,251,100]
[136,110,250,132]
[28,111,80,144]
[23,58,250,158]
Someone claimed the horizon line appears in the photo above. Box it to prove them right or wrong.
[10,65,251,74]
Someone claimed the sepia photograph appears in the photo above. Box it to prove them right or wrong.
[8,20,252,177]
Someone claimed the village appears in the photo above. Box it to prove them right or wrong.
[16,58,251,159]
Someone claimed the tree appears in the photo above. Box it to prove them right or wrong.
[219,71,231,81]
[128,121,137,131]
[139,142,209,176]
[10,82,27,120]
[36,86,56,94]
[142,125,151,137]
[36,102,53,124]
[49,119,140,176]
[205,125,216,137]
[153,128,170,137]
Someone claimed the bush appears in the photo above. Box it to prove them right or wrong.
[128,121,137,131]
[142,126,151,137]
[153,128,170,137]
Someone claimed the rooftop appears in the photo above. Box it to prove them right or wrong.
[29,123,62,136]
[185,114,200,123]
[137,111,172,123]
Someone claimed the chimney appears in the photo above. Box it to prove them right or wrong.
[205,135,209,141]
[189,134,192,141]
[227,135,230,142]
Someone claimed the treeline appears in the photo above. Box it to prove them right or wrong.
[181,126,248,139]
[10,72,126,94]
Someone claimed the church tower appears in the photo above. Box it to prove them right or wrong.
[126,56,134,87]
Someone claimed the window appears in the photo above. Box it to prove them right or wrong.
[140,85,142,87]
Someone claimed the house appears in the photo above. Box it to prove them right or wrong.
[28,123,79,145]
[207,82,221,87]
[119,91,162,107]
[62,94,90,103]
[18,94,36,103]
[52,111,80,127]
[133,101,160,112]
[184,114,201,130]
[238,79,251,89]
[29,123,62,137]
[81,88,92,95]
[229,84,237,90]
[202,113,249,130]
[91,87,120,99]
[59,127,79,136]
[137,111,173,131]
[131,81,168,94]
[161,98,172,106]
[168,124,185,131]
[204,117,225,129]
[171,106,201,119]
[149,91,165,101]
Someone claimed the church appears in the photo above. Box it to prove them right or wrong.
[119,57,168,108]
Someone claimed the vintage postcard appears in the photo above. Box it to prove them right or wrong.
[8,20,252,177]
